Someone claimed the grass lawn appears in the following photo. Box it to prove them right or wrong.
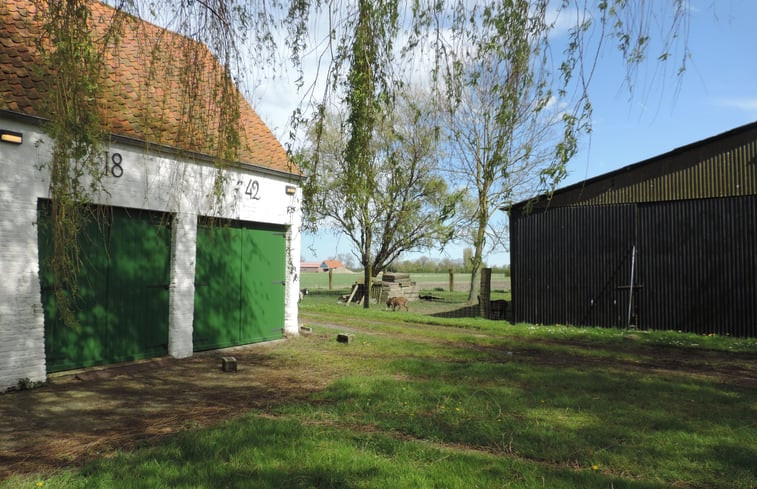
[3,305,756,488]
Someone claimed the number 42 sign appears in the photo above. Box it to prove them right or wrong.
[244,179,261,200]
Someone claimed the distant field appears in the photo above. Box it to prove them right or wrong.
[299,271,510,292]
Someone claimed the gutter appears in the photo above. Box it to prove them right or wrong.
[0,109,303,182]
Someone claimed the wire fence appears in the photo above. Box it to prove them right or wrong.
[300,271,510,292]
[300,270,512,320]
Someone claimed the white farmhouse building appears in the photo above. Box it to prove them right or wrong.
[0,1,302,390]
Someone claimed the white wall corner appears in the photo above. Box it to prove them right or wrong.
[167,212,197,358]
[0,195,47,390]
[283,192,303,336]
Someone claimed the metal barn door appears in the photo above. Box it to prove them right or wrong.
[510,204,637,327]
[193,220,285,351]
[38,203,171,372]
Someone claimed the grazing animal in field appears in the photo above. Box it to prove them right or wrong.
[299,288,309,302]
[386,296,409,311]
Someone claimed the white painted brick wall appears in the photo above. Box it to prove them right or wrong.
[284,193,303,337]
[1,123,49,390]
[168,212,197,358]
[0,117,301,390]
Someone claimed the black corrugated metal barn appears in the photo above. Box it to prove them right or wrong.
[508,122,757,337]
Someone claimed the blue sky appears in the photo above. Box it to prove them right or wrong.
[254,1,757,267]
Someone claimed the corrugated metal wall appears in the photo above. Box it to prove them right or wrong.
[511,205,637,328]
[638,196,757,336]
[511,196,757,337]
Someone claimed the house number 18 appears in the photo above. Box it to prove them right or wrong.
[103,151,123,178]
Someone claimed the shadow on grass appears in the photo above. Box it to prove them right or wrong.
[295,351,757,489]
[429,303,481,318]
[428,302,512,321]
[61,415,672,489]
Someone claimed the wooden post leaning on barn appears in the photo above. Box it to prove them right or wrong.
[449,269,454,292]
[479,268,492,319]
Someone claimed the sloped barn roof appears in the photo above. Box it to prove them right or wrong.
[510,121,757,216]
[0,0,297,175]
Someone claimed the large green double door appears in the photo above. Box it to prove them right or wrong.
[193,219,286,351]
[38,202,172,372]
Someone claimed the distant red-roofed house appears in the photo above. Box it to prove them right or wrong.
[0,0,303,390]
[321,260,348,272]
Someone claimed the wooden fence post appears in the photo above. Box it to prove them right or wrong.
[479,268,492,318]
[448,269,454,292]
[328,268,333,290]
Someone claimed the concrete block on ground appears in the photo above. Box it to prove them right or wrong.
[336,333,354,344]
[220,356,237,372]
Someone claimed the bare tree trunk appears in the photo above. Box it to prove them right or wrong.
[363,230,372,309]
[467,208,489,303]
[467,258,481,304]
[363,263,372,308]
[479,267,492,318]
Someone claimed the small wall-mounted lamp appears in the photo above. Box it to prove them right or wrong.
[0,130,23,145]
[285,185,297,195]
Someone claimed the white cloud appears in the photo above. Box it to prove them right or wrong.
[714,97,757,113]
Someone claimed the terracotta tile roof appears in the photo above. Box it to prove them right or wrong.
[0,0,298,175]
[322,260,346,269]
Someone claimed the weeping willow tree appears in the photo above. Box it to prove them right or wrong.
[29,0,262,325]
[33,0,125,327]
[290,0,690,307]
[27,0,691,315]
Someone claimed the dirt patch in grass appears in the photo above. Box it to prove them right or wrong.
[0,340,336,479]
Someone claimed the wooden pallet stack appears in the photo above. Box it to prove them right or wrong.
[380,273,419,301]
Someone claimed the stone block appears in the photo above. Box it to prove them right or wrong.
[336,333,354,344]
[220,356,237,372]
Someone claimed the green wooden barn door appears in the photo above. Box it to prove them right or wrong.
[240,226,286,343]
[38,202,171,372]
[193,220,285,351]
[106,208,171,362]
[193,222,242,350]
[38,203,110,372]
